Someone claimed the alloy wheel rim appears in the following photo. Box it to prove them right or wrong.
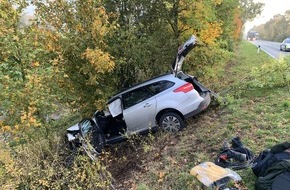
[161,116,180,133]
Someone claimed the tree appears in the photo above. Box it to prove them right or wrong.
[215,0,241,50]
[104,0,177,88]
[1,2,114,189]
[154,0,223,45]
[104,0,230,89]
[239,0,264,25]
[0,0,60,139]
[253,10,290,42]
[34,0,115,114]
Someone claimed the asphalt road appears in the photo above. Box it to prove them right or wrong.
[250,40,289,59]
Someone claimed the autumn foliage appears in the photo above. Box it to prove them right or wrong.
[0,0,264,189]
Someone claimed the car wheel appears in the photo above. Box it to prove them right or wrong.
[158,112,185,133]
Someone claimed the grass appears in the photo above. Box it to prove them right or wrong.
[101,40,290,189]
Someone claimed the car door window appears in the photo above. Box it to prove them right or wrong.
[146,80,175,95]
[123,87,153,109]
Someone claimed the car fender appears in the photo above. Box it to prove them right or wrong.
[155,108,185,123]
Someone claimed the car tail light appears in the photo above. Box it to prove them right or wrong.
[174,83,194,93]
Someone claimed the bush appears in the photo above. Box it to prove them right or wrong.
[248,57,290,89]
[0,132,113,189]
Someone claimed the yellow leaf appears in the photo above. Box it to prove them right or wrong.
[13,35,19,42]
[158,171,166,183]
[159,171,166,179]
[14,125,19,130]
[32,61,40,67]
[2,125,11,132]
[52,59,58,65]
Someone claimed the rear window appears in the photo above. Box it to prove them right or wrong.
[146,80,175,95]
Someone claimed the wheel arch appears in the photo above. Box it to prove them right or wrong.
[156,108,185,124]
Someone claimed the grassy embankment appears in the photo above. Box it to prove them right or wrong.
[2,40,288,190]
[106,40,290,189]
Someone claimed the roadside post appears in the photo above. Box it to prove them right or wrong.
[257,45,261,53]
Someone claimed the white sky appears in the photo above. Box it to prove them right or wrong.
[245,0,290,32]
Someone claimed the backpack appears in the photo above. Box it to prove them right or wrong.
[251,142,290,190]
[252,142,290,177]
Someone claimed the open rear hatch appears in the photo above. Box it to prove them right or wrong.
[172,35,196,76]
[171,35,210,93]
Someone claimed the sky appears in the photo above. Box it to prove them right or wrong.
[245,0,290,32]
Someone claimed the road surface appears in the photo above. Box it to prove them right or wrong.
[250,40,289,59]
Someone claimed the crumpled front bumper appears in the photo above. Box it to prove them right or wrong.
[67,133,77,141]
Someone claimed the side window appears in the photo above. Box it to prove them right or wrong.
[146,80,175,95]
[123,87,153,109]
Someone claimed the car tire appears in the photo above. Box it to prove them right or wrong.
[158,112,185,133]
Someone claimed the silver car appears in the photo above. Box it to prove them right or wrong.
[67,35,213,154]
[280,38,290,51]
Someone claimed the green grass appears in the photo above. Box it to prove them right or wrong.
[104,41,290,189]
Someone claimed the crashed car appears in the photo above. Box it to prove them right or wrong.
[67,35,213,154]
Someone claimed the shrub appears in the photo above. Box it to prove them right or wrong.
[0,133,113,189]
[248,57,290,89]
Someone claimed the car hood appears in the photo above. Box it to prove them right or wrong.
[172,35,197,75]
[67,123,79,132]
